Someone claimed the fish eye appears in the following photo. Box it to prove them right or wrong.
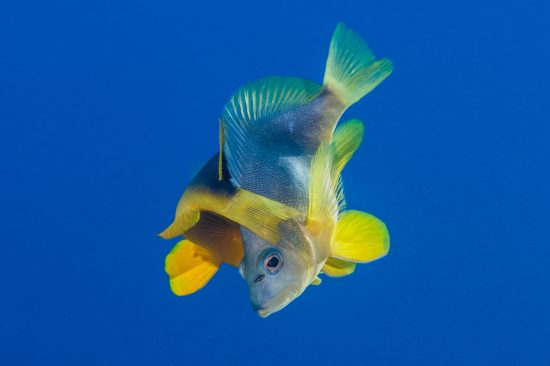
[263,251,283,274]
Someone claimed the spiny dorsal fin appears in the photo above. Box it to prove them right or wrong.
[222,77,321,183]
[324,23,393,107]
[159,186,300,244]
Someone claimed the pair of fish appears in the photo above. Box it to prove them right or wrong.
[160,23,392,317]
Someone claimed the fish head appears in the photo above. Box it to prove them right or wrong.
[239,220,315,318]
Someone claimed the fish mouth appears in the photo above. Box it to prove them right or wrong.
[252,285,304,318]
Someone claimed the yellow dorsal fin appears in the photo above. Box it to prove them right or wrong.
[322,257,356,277]
[160,187,300,244]
[308,142,339,229]
[331,210,390,263]
[165,240,221,296]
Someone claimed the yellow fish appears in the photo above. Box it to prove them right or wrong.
[161,23,392,317]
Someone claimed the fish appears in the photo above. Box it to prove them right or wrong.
[160,23,392,317]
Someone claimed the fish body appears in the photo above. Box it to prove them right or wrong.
[160,23,392,317]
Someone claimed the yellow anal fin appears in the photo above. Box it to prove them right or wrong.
[165,240,221,296]
[322,257,356,277]
[332,210,390,263]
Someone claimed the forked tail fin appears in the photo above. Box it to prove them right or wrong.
[323,23,393,107]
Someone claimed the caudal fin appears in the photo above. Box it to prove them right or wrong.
[323,23,393,107]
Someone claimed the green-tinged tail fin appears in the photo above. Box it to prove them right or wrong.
[323,23,393,107]
[165,240,221,296]
[331,210,390,263]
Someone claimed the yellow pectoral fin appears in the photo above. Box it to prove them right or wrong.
[165,240,221,296]
[311,276,322,286]
[308,142,339,226]
[332,210,390,263]
[322,257,356,277]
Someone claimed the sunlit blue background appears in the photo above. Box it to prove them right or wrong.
[1,0,549,364]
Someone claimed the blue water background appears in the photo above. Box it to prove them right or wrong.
[1,0,549,364]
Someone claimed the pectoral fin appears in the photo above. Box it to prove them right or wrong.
[307,142,339,229]
[331,210,390,263]
[165,240,221,296]
[311,276,323,285]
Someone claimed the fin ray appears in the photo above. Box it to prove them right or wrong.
[324,23,393,107]
[222,77,321,183]
[160,187,300,244]
[308,142,339,228]
[331,210,390,263]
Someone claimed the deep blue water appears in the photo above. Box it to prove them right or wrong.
[1,0,549,365]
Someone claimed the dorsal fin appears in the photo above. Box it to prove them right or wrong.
[222,77,321,183]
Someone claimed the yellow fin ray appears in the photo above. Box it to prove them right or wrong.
[165,240,221,296]
[331,210,390,263]
[160,187,300,244]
